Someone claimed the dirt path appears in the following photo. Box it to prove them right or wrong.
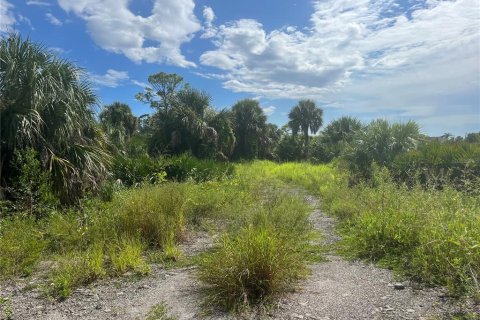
[1,194,477,320]
[268,195,472,320]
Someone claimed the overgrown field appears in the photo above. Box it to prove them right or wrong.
[0,161,479,313]
[0,161,316,310]
[248,161,480,297]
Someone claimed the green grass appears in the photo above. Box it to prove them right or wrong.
[244,161,480,296]
[3,159,476,307]
[0,217,46,277]
[145,302,178,320]
[197,184,314,311]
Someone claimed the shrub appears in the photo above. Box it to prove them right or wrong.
[392,140,480,192]
[6,148,58,217]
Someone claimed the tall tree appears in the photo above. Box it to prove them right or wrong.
[288,99,323,147]
[99,102,138,148]
[136,72,220,158]
[0,34,110,203]
[231,99,267,160]
[320,116,363,161]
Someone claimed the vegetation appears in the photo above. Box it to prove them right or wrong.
[0,35,110,204]
[1,34,479,316]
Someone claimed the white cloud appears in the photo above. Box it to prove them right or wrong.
[46,12,62,25]
[57,0,201,67]
[131,79,148,88]
[201,6,216,38]
[203,6,215,25]
[89,69,129,88]
[0,0,15,33]
[199,0,480,112]
[262,105,276,116]
[26,1,52,6]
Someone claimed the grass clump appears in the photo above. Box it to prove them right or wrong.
[47,244,105,299]
[145,302,178,320]
[198,185,313,311]
[112,184,187,249]
[199,226,308,311]
[108,238,149,275]
[0,217,46,277]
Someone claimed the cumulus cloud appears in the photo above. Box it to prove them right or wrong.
[262,105,276,116]
[46,12,62,25]
[89,69,129,88]
[0,0,15,33]
[201,6,216,38]
[57,0,201,67]
[199,0,480,124]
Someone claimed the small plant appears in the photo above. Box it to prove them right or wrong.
[0,297,13,320]
[47,245,105,299]
[108,238,149,275]
[145,302,178,320]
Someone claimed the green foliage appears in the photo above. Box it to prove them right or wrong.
[112,184,187,249]
[276,134,304,162]
[392,140,480,192]
[288,99,323,148]
[99,102,138,151]
[231,99,267,160]
[47,244,105,299]
[0,297,13,320]
[320,116,363,162]
[0,217,46,277]
[0,34,110,204]
[198,178,313,311]
[108,237,149,275]
[163,154,234,182]
[344,119,420,180]
[6,148,57,217]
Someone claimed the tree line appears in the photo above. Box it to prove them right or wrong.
[1,34,479,208]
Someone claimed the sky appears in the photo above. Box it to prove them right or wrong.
[1,0,479,137]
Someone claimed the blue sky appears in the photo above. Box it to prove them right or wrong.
[1,0,479,136]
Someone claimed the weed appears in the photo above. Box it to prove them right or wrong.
[145,302,178,320]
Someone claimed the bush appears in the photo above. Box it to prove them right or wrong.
[392,140,480,192]
[6,148,58,217]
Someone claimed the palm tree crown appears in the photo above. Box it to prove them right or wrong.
[288,99,323,146]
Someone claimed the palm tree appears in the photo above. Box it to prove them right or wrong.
[99,102,138,149]
[320,116,363,161]
[288,99,323,147]
[231,99,267,160]
[0,34,110,203]
[137,73,220,158]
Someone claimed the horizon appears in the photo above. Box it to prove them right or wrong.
[1,0,479,136]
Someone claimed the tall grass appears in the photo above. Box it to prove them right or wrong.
[247,161,480,296]
[198,186,314,311]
